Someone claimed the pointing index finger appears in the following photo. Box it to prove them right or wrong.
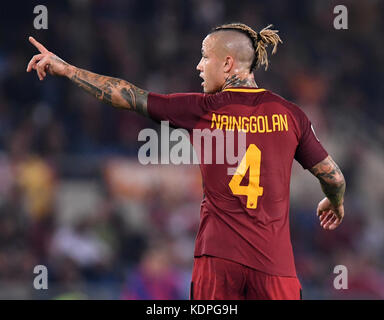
[29,36,48,53]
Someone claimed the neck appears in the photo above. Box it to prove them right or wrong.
[221,73,257,90]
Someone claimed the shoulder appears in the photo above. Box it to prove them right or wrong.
[260,90,311,128]
[149,91,234,112]
[262,91,306,116]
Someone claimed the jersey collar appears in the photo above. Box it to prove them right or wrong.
[223,87,266,93]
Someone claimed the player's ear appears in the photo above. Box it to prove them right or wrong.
[223,56,234,73]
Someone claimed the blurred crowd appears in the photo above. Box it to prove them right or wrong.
[0,0,383,299]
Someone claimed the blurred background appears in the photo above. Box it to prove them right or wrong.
[0,0,383,299]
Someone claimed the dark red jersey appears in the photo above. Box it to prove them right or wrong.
[147,87,328,277]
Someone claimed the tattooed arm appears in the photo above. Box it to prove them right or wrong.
[68,67,148,116]
[309,156,346,230]
[26,36,148,116]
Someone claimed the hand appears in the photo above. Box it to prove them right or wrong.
[26,36,71,80]
[316,197,344,230]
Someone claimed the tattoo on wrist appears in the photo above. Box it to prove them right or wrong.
[310,156,346,206]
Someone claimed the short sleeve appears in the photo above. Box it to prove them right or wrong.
[294,113,328,169]
[147,92,209,131]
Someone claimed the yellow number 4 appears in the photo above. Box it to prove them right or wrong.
[229,144,263,209]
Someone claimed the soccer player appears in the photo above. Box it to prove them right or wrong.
[26,23,345,300]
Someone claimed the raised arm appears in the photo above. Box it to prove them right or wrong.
[26,36,148,117]
[309,155,346,230]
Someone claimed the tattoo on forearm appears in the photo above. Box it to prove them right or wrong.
[70,68,148,116]
[120,87,148,116]
[72,75,113,104]
[222,74,257,90]
[310,156,346,206]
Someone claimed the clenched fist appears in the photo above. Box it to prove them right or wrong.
[26,36,73,80]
